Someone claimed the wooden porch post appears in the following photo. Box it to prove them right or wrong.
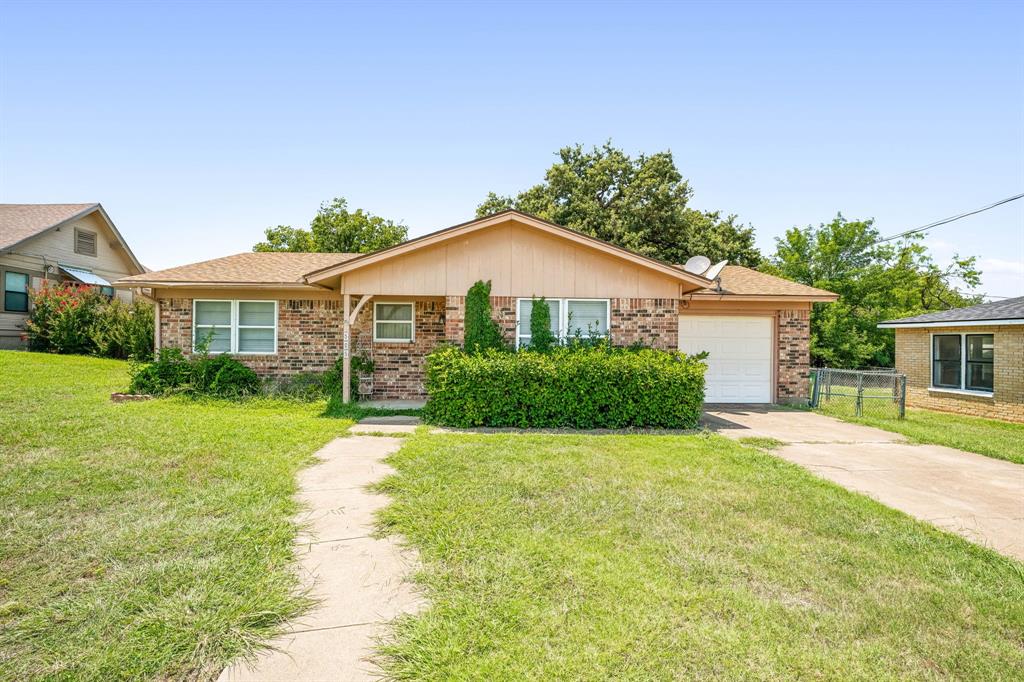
[343,292,352,404]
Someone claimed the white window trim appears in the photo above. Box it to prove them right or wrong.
[192,299,278,355]
[373,302,415,343]
[515,298,611,349]
[929,331,993,394]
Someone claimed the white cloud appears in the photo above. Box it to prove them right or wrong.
[979,258,1024,276]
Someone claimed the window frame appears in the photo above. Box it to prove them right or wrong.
[965,333,994,393]
[373,301,415,343]
[192,299,278,355]
[3,269,31,313]
[74,228,98,257]
[515,297,611,350]
[929,332,994,395]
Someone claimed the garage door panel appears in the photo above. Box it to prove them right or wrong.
[679,315,772,403]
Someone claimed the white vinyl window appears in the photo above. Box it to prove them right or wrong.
[515,298,610,349]
[193,300,277,354]
[374,302,414,342]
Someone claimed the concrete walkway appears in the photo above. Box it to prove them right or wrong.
[704,406,1024,561]
[218,435,423,681]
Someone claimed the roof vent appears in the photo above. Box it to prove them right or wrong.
[682,255,711,275]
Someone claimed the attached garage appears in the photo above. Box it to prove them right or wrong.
[679,315,773,403]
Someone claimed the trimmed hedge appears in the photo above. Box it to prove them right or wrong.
[422,345,706,429]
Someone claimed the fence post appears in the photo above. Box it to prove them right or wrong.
[810,369,821,408]
[898,374,906,419]
[855,373,863,417]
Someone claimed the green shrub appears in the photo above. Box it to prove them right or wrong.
[464,280,506,354]
[526,296,558,352]
[26,282,153,360]
[422,345,706,429]
[128,349,259,397]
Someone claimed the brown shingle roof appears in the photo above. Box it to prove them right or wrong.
[0,203,99,250]
[117,252,361,286]
[695,265,837,298]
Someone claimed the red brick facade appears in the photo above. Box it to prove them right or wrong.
[777,308,811,401]
[157,295,813,403]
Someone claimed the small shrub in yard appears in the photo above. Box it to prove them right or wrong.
[423,344,706,429]
[128,348,260,397]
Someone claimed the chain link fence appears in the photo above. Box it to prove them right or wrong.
[810,368,907,419]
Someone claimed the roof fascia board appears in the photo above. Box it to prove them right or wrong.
[92,204,145,274]
[878,319,1024,329]
[304,211,713,289]
[689,293,839,302]
[111,280,318,290]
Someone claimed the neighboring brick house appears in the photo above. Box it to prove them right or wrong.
[116,211,836,404]
[879,297,1024,423]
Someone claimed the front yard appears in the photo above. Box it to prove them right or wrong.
[0,351,351,680]
[378,432,1024,679]
[819,403,1024,465]
[2,352,1023,680]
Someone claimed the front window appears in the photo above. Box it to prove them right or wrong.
[374,302,414,342]
[931,335,961,389]
[4,271,29,313]
[193,300,277,354]
[966,334,994,392]
[931,333,994,393]
[516,298,609,348]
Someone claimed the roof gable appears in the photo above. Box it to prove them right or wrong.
[303,210,714,291]
[0,203,145,274]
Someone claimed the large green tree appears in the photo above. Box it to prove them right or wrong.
[253,197,407,253]
[768,214,981,368]
[477,142,762,266]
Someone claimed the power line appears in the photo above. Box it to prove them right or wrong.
[874,192,1024,244]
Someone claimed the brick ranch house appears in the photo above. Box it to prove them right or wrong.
[115,211,836,404]
[879,296,1024,423]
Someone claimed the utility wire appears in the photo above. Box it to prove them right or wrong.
[874,192,1024,244]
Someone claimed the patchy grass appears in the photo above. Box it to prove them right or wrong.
[376,431,1024,680]
[0,351,351,680]
[819,405,1024,465]
[737,436,785,451]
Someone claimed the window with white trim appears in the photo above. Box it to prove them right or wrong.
[931,333,993,393]
[374,302,414,342]
[515,298,610,349]
[193,300,277,354]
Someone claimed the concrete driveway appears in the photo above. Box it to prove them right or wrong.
[703,406,1024,561]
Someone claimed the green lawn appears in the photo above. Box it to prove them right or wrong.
[377,431,1024,680]
[0,351,351,680]
[818,403,1024,465]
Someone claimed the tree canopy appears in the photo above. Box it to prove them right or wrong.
[767,214,981,368]
[477,142,762,266]
[253,197,407,253]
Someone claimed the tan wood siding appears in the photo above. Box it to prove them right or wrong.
[341,222,682,298]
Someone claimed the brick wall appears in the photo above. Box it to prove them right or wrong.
[609,298,678,349]
[896,326,1024,423]
[777,308,811,401]
[158,298,343,375]
[350,299,446,400]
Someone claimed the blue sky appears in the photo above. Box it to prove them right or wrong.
[2,1,1022,296]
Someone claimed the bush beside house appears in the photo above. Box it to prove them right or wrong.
[423,344,706,429]
[26,282,153,360]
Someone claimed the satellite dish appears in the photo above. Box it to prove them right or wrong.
[683,255,712,275]
[704,260,728,282]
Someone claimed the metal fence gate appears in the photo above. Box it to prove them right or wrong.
[810,368,907,419]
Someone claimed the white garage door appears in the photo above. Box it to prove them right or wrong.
[678,315,772,403]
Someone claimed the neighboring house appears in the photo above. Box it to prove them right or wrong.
[879,297,1024,423]
[0,203,146,349]
[115,211,836,404]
